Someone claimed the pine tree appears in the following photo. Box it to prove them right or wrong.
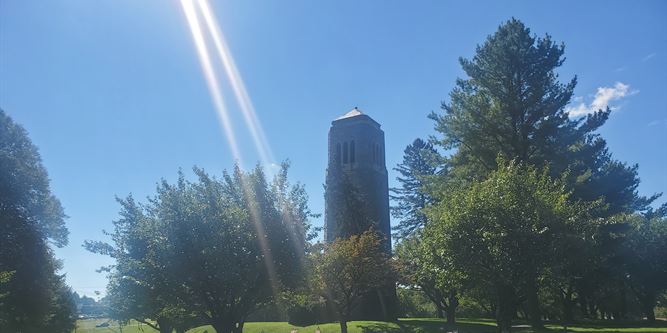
[429,18,659,326]
[429,18,655,216]
[390,138,440,240]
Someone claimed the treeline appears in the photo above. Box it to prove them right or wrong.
[71,292,108,318]
[0,109,77,332]
[391,18,667,331]
[82,163,395,333]
[2,17,664,333]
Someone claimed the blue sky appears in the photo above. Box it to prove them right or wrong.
[1,0,665,297]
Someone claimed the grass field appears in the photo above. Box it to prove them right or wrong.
[73,317,667,333]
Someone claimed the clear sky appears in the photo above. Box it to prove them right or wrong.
[1,0,666,298]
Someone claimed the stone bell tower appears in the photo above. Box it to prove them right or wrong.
[324,107,396,321]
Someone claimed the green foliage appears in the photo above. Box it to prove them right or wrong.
[325,173,376,240]
[71,292,108,318]
[0,109,68,246]
[315,230,395,333]
[429,18,654,216]
[0,109,75,333]
[425,160,590,331]
[620,206,667,321]
[390,138,440,240]
[424,18,663,324]
[86,162,315,333]
[395,235,462,323]
[71,317,667,333]
[396,287,437,318]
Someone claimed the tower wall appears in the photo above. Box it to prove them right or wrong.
[324,109,396,321]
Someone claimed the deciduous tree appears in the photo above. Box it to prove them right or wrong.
[0,109,75,333]
[395,235,462,325]
[426,160,588,333]
[86,163,315,333]
[620,205,667,321]
[315,231,394,333]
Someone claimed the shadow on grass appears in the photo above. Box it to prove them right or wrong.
[556,320,667,329]
[358,322,403,333]
[397,319,449,333]
[356,318,501,333]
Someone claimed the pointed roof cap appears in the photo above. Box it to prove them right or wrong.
[332,107,380,128]
[336,107,364,120]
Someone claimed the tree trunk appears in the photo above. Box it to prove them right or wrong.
[156,318,173,333]
[340,319,348,333]
[446,308,456,326]
[496,287,515,333]
[646,308,656,322]
[211,320,236,333]
[496,315,512,333]
[445,290,458,326]
[615,282,628,320]
[526,275,543,329]
[562,298,574,324]
[639,294,657,322]
[561,286,574,325]
[579,297,589,319]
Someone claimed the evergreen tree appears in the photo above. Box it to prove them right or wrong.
[428,18,658,325]
[390,138,440,240]
[429,18,655,216]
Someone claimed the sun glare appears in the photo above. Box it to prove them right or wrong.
[180,0,281,296]
[180,0,242,165]
[196,0,275,167]
[180,0,274,169]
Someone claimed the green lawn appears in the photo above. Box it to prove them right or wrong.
[73,318,667,333]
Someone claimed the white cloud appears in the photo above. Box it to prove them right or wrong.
[648,119,666,127]
[565,82,637,118]
[642,53,656,62]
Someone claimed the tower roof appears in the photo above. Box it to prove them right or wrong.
[333,107,381,128]
[336,107,364,120]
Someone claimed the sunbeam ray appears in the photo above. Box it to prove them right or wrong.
[195,0,275,167]
[181,0,281,299]
[180,0,243,166]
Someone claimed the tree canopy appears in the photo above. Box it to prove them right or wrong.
[86,162,316,333]
[429,18,655,216]
[390,138,440,240]
[315,230,394,333]
[0,109,75,333]
[425,160,590,332]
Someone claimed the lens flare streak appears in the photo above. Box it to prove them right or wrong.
[180,0,280,296]
[180,0,242,164]
[196,0,275,166]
